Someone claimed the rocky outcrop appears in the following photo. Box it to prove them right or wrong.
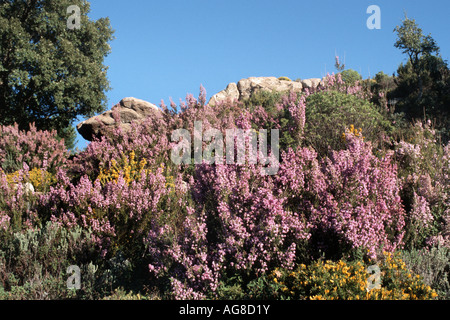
[77,77,325,141]
[77,97,160,141]
[207,82,240,106]
[208,76,323,105]
[301,78,323,89]
[237,77,304,101]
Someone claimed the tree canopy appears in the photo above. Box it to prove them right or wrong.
[393,15,450,141]
[0,0,114,148]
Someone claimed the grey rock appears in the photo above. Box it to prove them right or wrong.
[77,97,160,141]
[208,76,303,105]
[301,78,323,89]
[208,82,240,106]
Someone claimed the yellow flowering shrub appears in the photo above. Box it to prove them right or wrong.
[341,124,364,142]
[96,151,150,186]
[165,174,175,189]
[269,252,438,300]
[4,170,19,185]
[96,151,177,193]
[4,168,55,192]
[28,168,55,191]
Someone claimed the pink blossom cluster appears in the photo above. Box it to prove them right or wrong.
[321,73,372,100]
[0,123,68,173]
[0,164,40,229]
[394,121,450,247]
[148,131,406,298]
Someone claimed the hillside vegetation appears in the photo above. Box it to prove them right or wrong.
[1,73,449,300]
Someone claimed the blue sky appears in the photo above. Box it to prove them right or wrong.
[75,0,450,149]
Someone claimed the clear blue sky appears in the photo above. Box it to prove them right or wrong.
[74,0,450,149]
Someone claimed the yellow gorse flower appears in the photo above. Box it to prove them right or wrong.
[96,151,177,193]
[4,167,55,192]
[97,151,150,186]
[5,170,20,184]
[342,124,364,142]
[268,251,439,300]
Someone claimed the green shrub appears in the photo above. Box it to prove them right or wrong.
[0,222,100,299]
[278,76,292,81]
[339,69,362,86]
[400,247,450,299]
[304,91,394,157]
[241,90,283,112]
[216,274,281,300]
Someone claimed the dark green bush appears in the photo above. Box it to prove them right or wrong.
[304,91,394,157]
[339,69,362,86]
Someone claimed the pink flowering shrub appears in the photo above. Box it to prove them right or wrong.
[275,131,405,259]
[148,161,310,299]
[0,123,68,174]
[69,115,170,182]
[394,121,450,248]
[143,90,309,299]
[0,164,41,231]
[311,133,406,258]
[321,73,372,100]
[39,128,189,259]
[40,168,175,258]
[146,125,406,298]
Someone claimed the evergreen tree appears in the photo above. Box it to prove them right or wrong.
[394,15,439,102]
[0,0,114,149]
[393,15,450,141]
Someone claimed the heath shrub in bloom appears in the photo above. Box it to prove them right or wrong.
[0,123,68,174]
[274,130,406,259]
[148,159,310,299]
[38,163,173,257]
[146,130,406,299]
[394,121,450,249]
[312,132,405,258]
[69,115,170,182]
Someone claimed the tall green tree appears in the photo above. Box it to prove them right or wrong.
[394,15,439,102]
[393,15,450,142]
[0,0,114,149]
